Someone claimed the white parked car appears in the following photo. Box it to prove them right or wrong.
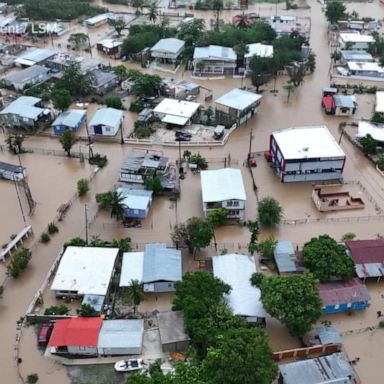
[114,359,145,372]
[336,67,350,76]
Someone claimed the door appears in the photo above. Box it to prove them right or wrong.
[94,125,103,135]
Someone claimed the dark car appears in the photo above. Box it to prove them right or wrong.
[38,323,54,346]
[175,131,192,141]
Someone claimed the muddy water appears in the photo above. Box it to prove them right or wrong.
[1,2,384,383]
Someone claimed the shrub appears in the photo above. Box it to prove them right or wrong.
[89,153,108,168]
[129,101,145,112]
[40,233,50,244]
[44,305,69,315]
[379,320,384,328]
[77,303,98,317]
[26,373,39,384]
[134,125,152,139]
[47,222,59,235]
[257,197,283,228]
[0,285,3,298]
[105,95,123,109]
[341,232,356,241]
[189,153,208,170]
[6,248,32,278]
[77,178,90,197]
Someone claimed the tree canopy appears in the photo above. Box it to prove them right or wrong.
[59,129,77,157]
[51,88,72,111]
[257,197,283,228]
[253,272,322,337]
[126,69,162,97]
[325,1,347,24]
[302,234,355,282]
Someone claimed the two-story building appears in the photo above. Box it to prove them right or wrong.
[150,38,185,70]
[200,168,246,220]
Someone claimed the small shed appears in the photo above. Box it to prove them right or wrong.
[306,324,342,346]
[274,241,298,274]
[90,69,118,95]
[116,187,153,219]
[157,311,190,353]
[333,95,356,116]
[81,294,105,313]
[52,109,86,134]
[88,107,123,136]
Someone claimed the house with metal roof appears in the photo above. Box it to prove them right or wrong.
[200,168,246,220]
[90,69,118,95]
[215,88,262,125]
[192,45,237,76]
[333,95,357,116]
[0,96,50,130]
[153,98,200,126]
[52,109,86,134]
[157,311,190,353]
[244,43,273,72]
[85,12,116,28]
[356,121,384,143]
[151,38,185,70]
[269,126,346,183]
[279,352,358,384]
[339,33,375,50]
[97,39,123,57]
[347,61,384,78]
[14,48,56,67]
[345,239,384,280]
[120,243,182,293]
[88,107,123,136]
[274,241,298,274]
[2,65,50,91]
[340,50,373,65]
[319,278,370,314]
[306,324,342,346]
[0,161,26,181]
[212,253,266,326]
[116,187,153,219]
[51,246,118,298]
[48,318,144,357]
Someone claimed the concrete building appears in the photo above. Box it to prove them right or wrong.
[192,45,237,76]
[357,121,384,143]
[116,187,153,220]
[269,126,346,183]
[14,48,56,67]
[161,77,200,99]
[338,33,375,50]
[340,50,373,64]
[120,243,182,293]
[51,246,118,298]
[153,98,200,126]
[347,61,384,78]
[90,69,118,95]
[85,13,116,28]
[0,96,50,130]
[212,253,266,326]
[96,39,122,57]
[215,88,262,125]
[2,65,50,91]
[375,91,384,113]
[279,352,358,384]
[88,107,123,136]
[157,311,190,353]
[150,38,185,69]
[200,168,246,220]
[52,109,86,134]
[333,95,357,116]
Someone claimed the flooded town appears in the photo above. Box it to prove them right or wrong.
[1,0,384,383]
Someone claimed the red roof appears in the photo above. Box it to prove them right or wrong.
[48,317,102,347]
[322,95,335,110]
[345,240,384,264]
[319,278,370,306]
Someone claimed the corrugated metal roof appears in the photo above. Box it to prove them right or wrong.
[16,48,56,64]
[97,319,144,350]
[157,311,190,344]
[90,69,117,88]
[193,45,236,61]
[334,95,355,108]
[215,88,262,111]
[274,241,297,273]
[3,65,49,85]
[212,253,266,318]
[318,278,370,307]
[52,109,86,128]
[89,107,123,130]
[116,187,153,210]
[119,252,144,287]
[151,38,185,54]
[0,96,43,120]
[143,243,182,283]
[279,352,356,384]
[313,324,342,345]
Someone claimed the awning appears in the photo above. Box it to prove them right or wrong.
[162,114,188,126]
[14,58,35,67]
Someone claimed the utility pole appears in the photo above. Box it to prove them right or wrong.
[177,139,184,179]
[13,176,26,225]
[84,119,94,160]
[248,121,253,162]
[85,204,89,245]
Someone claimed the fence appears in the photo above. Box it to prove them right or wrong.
[272,343,342,361]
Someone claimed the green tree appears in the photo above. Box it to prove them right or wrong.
[305,52,316,73]
[341,232,356,241]
[96,191,114,209]
[212,0,223,30]
[253,272,322,338]
[286,62,306,86]
[77,303,98,317]
[302,234,355,282]
[65,237,87,247]
[59,129,77,157]
[68,32,89,48]
[376,154,384,171]
[202,328,278,384]
[109,17,128,37]
[257,197,283,228]
[325,1,347,24]
[56,62,94,97]
[0,285,3,298]
[283,82,295,102]
[144,175,164,195]
[131,0,144,14]
[147,3,159,23]
[195,60,206,74]
[189,153,208,170]
[6,248,31,278]
[77,178,89,197]
[177,19,205,48]
[126,279,145,314]
[111,237,132,253]
[171,217,213,254]
[258,235,277,258]
[51,89,72,111]
[207,208,227,227]
[109,191,125,221]
[127,70,162,97]
[250,57,274,92]
[6,134,24,154]
[26,373,39,384]
[112,65,129,81]
[246,220,260,255]
[359,134,377,155]
[105,95,123,109]
[44,304,69,315]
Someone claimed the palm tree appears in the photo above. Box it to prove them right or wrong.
[110,191,125,221]
[146,3,159,23]
[283,82,295,102]
[127,279,145,314]
[212,0,223,30]
[111,237,132,253]
[233,13,252,29]
[131,0,144,14]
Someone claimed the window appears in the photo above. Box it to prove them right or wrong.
[105,126,111,132]
[133,209,139,215]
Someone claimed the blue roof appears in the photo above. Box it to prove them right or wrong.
[52,109,86,128]
[274,241,297,273]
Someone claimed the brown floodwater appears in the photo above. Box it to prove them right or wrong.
[2,1,384,383]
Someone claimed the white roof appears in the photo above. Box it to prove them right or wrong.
[98,39,123,49]
[357,120,384,142]
[161,114,189,126]
[215,88,262,111]
[376,91,384,113]
[245,43,273,58]
[347,61,384,73]
[116,187,153,210]
[200,168,246,203]
[272,126,345,160]
[151,38,185,54]
[15,48,56,65]
[89,107,123,129]
[52,109,86,128]
[212,254,266,318]
[86,12,115,25]
[193,45,236,61]
[119,252,144,286]
[153,98,200,119]
[51,246,118,295]
[339,33,375,43]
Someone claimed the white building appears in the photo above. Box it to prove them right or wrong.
[244,43,273,72]
[192,45,237,75]
[153,98,200,126]
[14,48,56,67]
[212,254,266,326]
[269,126,346,183]
[150,38,185,68]
[88,107,123,136]
[200,168,246,220]
[338,33,375,50]
[85,12,116,28]
[376,91,384,113]
[51,246,118,298]
[347,61,384,78]
[357,120,384,143]
[215,88,262,125]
